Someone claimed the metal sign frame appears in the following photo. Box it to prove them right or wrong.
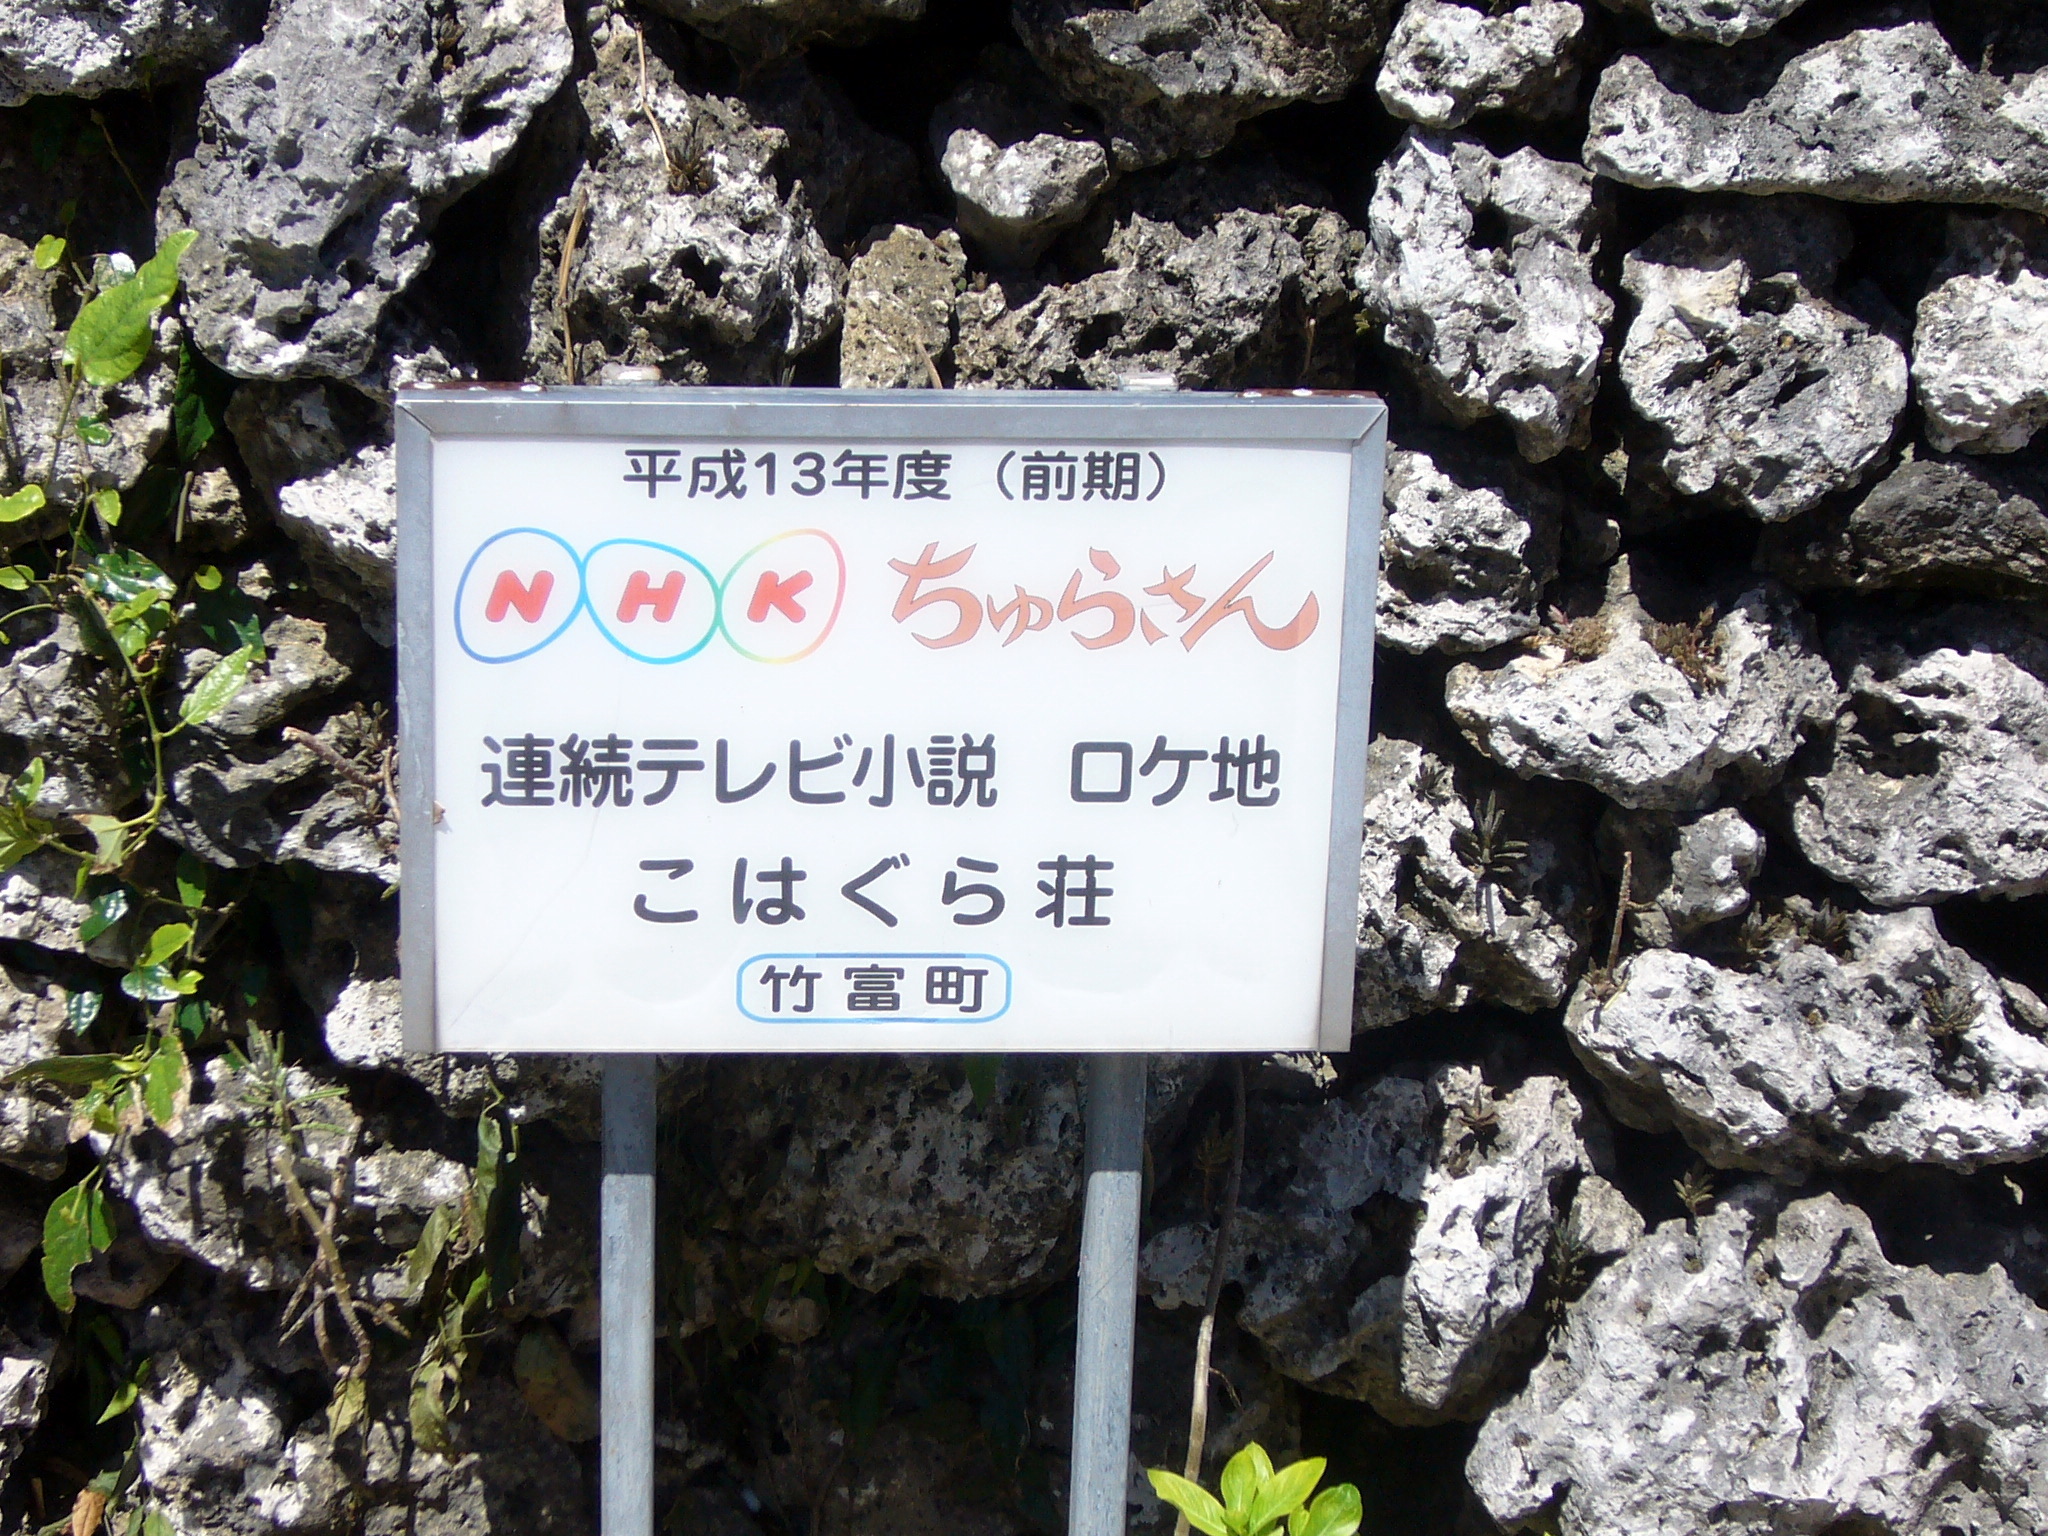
[395,386,1385,1056]
[394,385,1385,1536]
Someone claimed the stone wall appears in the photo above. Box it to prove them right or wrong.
[1,1,2046,1533]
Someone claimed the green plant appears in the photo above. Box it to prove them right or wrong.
[1646,607,1725,692]
[396,1096,525,1453]
[1148,1443,1363,1536]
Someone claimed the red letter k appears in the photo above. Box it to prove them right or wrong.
[748,569,812,624]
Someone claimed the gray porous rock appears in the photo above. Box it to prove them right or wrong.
[171,614,362,742]
[1355,736,1599,1028]
[1446,558,1840,812]
[135,1310,585,1536]
[162,0,574,380]
[639,0,919,56]
[1144,1066,1609,1423]
[1595,804,1762,948]
[675,1055,1080,1297]
[224,381,398,624]
[0,613,134,819]
[0,0,264,104]
[1471,1184,2048,1536]
[1012,0,1398,169]
[0,853,113,961]
[521,15,843,387]
[103,1056,471,1290]
[1358,131,1612,463]
[1377,436,1564,654]
[1914,213,2048,454]
[933,73,1112,266]
[1593,0,1807,46]
[955,164,1359,388]
[1375,0,1588,129]
[1585,15,2048,213]
[739,61,922,251]
[1756,449,2048,599]
[1569,905,2048,1172]
[1790,604,2048,906]
[159,701,402,886]
[0,235,176,522]
[839,226,967,388]
[1617,198,1907,521]
[0,962,78,1183]
[0,1324,55,1488]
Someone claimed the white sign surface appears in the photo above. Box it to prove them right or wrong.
[398,390,1383,1052]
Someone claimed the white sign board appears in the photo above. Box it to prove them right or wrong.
[397,389,1383,1053]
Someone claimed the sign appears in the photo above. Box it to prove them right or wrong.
[396,389,1384,1053]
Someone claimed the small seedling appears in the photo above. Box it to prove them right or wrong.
[1922,982,1978,1051]
[1646,607,1725,692]
[1149,1442,1363,1536]
[1674,1165,1715,1231]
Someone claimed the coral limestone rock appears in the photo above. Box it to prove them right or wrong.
[520,15,843,386]
[1568,906,2048,1171]
[163,0,574,380]
[1791,605,2048,906]
[1594,0,1808,46]
[0,0,263,105]
[1375,0,1587,130]
[1359,131,1611,463]
[1617,198,1906,521]
[1915,213,2048,454]
[1586,17,2048,213]
[1013,0,1398,168]
[1472,1185,2048,1536]
[1446,560,1839,812]
[1377,436,1563,655]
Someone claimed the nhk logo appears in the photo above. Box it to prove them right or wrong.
[454,528,845,665]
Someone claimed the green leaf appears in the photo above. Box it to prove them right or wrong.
[178,643,258,726]
[62,230,198,387]
[76,813,130,873]
[0,564,32,591]
[191,564,222,591]
[1245,1458,1325,1536]
[172,343,231,464]
[142,1031,190,1131]
[121,964,187,1002]
[96,1355,151,1424]
[964,1053,1000,1110]
[0,485,46,524]
[79,546,174,606]
[14,758,46,809]
[141,922,192,968]
[174,1000,206,1039]
[328,1373,367,1438]
[31,235,65,271]
[1148,1472,1230,1536]
[75,415,113,447]
[80,886,131,943]
[90,487,120,527]
[65,990,103,1035]
[42,1177,113,1312]
[1287,1484,1362,1536]
[403,1203,456,1303]
[5,1053,122,1087]
[175,853,207,910]
[1221,1444,1275,1526]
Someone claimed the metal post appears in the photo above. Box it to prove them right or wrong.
[602,1055,657,1536]
[1069,1053,1147,1536]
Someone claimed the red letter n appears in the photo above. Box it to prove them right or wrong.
[485,569,554,623]
[617,569,684,623]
